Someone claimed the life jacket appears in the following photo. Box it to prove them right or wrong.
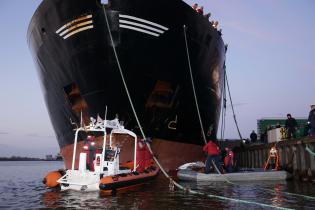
[224,150,234,167]
[270,147,277,157]
[264,146,280,170]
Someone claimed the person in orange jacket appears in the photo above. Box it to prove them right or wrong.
[264,146,280,170]
[203,139,220,174]
[224,147,234,173]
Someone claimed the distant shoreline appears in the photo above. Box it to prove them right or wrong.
[0,157,63,161]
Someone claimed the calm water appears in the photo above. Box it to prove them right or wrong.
[0,161,315,210]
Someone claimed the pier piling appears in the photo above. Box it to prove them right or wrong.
[234,137,315,181]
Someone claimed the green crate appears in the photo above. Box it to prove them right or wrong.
[257,118,308,138]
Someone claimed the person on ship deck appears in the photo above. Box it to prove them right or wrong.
[191,3,198,11]
[196,6,204,15]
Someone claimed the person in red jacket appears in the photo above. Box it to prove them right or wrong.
[203,139,220,174]
[224,147,234,173]
[83,135,96,171]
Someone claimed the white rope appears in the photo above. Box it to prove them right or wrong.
[101,4,172,181]
[101,5,296,209]
[183,25,231,182]
[184,23,315,202]
[183,25,207,145]
[211,160,233,184]
[306,144,315,156]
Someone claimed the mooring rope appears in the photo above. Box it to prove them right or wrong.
[306,144,315,156]
[101,4,296,209]
[186,28,238,185]
[101,4,174,179]
[183,25,234,184]
[221,68,315,200]
[225,67,243,140]
[220,68,227,141]
[183,25,207,145]
[182,24,315,202]
[264,187,315,200]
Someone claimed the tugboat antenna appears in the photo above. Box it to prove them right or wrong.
[80,110,83,128]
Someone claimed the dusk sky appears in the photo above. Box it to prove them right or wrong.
[0,0,314,157]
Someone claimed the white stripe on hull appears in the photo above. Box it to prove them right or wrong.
[56,14,94,40]
[59,20,93,37]
[119,14,168,37]
[119,24,160,37]
[119,14,168,31]
[63,25,94,39]
[119,19,164,34]
[56,15,92,34]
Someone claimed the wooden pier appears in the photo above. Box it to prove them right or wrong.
[234,137,315,182]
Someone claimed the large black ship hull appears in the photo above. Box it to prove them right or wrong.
[28,0,225,168]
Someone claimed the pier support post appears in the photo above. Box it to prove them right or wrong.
[308,143,315,181]
[298,144,307,181]
[278,147,284,167]
[292,145,299,178]
[234,138,315,181]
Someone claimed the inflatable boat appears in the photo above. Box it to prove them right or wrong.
[177,162,292,182]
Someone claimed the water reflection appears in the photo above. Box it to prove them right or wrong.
[42,190,61,209]
[271,184,285,208]
[39,177,315,210]
[1,162,315,209]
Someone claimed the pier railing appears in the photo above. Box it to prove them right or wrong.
[234,137,315,181]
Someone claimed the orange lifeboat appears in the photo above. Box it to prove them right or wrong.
[99,164,159,194]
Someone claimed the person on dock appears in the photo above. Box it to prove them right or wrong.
[308,105,315,136]
[203,139,220,174]
[260,129,267,143]
[250,130,257,143]
[285,113,298,139]
[224,147,234,173]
